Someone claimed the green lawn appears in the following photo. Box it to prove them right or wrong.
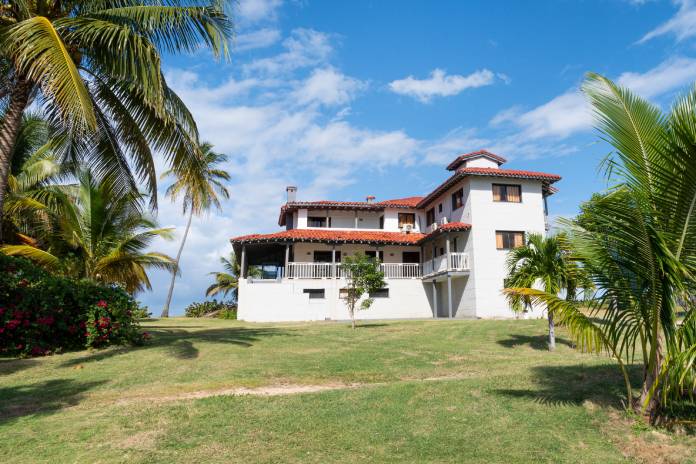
[0,318,693,463]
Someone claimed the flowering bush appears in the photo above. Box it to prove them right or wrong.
[0,254,145,357]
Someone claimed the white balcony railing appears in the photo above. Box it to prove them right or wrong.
[422,252,469,276]
[284,256,468,280]
[286,262,422,279]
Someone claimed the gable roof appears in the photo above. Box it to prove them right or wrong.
[446,150,507,171]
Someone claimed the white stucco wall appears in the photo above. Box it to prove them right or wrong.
[466,177,546,318]
[237,278,433,322]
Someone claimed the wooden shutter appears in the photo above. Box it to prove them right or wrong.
[495,232,504,249]
[513,232,524,248]
[492,184,502,201]
[508,185,521,203]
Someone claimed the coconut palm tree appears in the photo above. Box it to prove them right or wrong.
[1,170,177,293]
[505,73,696,423]
[160,142,230,317]
[2,113,65,240]
[206,252,239,301]
[504,233,585,350]
[0,1,233,240]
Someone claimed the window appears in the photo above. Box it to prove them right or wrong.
[402,251,420,263]
[365,250,384,261]
[451,188,464,210]
[453,237,458,253]
[398,213,415,228]
[438,203,443,213]
[303,289,325,299]
[492,184,521,203]
[308,216,328,227]
[439,247,444,256]
[496,231,525,250]
[369,288,389,298]
[313,251,338,262]
[379,215,384,229]
[426,208,435,226]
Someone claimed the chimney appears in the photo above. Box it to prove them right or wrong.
[286,186,297,203]
[366,195,375,203]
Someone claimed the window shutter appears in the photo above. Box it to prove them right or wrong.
[514,232,524,248]
[508,186,521,203]
[496,232,504,249]
[492,184,502,201]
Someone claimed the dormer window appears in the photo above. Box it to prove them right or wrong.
[493,184,521,203]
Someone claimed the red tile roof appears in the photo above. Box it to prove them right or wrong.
[417,167,561,209]
[447,150,508,170]
[375,196,424,207]
[231,222,472,246]
[278,197,424,226]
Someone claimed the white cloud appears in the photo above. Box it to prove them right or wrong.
[244,29,333,75]
[236,0,283,24]
[389,68,496,103]
[234,28,281,52]
[638,0,696,43]
[292,68,367,106]
[494,56,696,141]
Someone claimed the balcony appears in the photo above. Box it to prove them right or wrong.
[422,252,469,277]
[281,253,469,280]
[286,262,422,279]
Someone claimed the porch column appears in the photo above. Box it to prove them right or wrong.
[284,244,290,279]
[432,280,438,318]
[445,233,451,271]
[241,245,247,279]
[331,245,336,278]
[447,274,453,319]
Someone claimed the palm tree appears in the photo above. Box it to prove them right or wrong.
[505,74,696,423]
[0,1,233,240]
[206,252,240,301]
[1,170,177,293]
[160,142,230,317]
[504,233,583,350]
[2,113,65,240]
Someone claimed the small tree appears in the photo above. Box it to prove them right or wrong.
[340,253,386,329]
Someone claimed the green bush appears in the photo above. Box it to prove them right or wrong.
[131,302,152,319]
[184,300,236,319]
[0,254,145,356]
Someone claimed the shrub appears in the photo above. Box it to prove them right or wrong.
[131,302,152,319]
[184,300,236,319]
[0,254,145,356]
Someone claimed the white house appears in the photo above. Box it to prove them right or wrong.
[231,150,561,322]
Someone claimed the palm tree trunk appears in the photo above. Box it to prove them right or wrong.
[0,79,31,242]
[638,335,664,424]
[160,210,193,317]
[548,310,556,351]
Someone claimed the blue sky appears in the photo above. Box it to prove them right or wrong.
[144,0,696,315]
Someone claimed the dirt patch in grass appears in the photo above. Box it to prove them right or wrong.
[603,410,695,464]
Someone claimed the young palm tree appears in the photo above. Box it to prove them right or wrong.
[0,1,233,239]
[206,252,240,301]
[160,142,230,317]
[505,74,696,423]
[504,233,582,350]
[1,170,177,293]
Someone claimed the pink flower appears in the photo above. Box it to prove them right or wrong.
[96,300,108,308]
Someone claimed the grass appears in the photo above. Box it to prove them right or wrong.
[0,318,694,463]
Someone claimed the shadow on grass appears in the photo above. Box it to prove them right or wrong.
[0,358,38,376]
[494,363,642,408]
[59,327,292,367]
[497,334,574,351]
[356,323,390,329]
[0,378,107,424]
